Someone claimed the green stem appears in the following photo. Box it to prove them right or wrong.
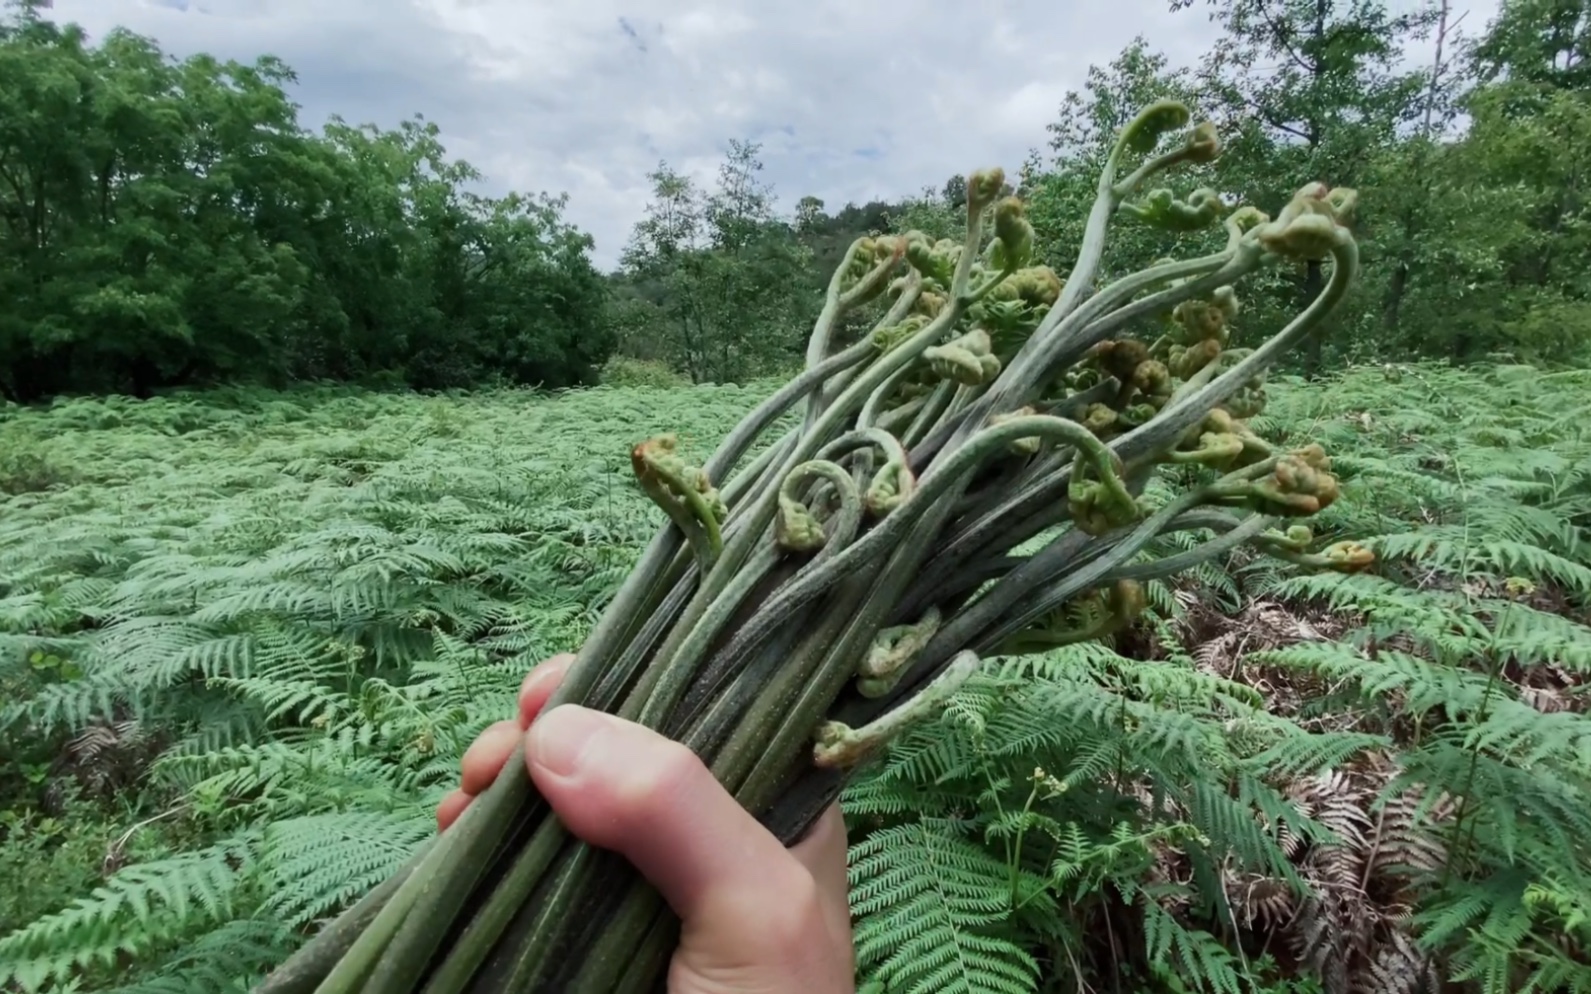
[708,337,876,485]
[968,468,1276,654]
[1103,512,1272,582]
[1116,238,1359,466]
[633,459,859,728]
[482,842,598,992]
[310,823,456,993]
[703,414,1127,683]
[1007,781,1042,907]
[252,857,417,994]
[413,817,569,993]
[666,205,992,680]
[803,239,906,423]
[624,541,781,727]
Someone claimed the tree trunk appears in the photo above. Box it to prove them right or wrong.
[1381,260,1408,338]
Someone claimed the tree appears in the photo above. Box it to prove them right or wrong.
[1335,0,1591,363]
[794,195,826,234]
[941,174,967,210]
[1471,0,1590,89]
[0,9,610,400]
[1170,0,1439,374]
[614,143,819,383]
[1424,0,1591,360]
[1359,0,1468,355]
[1046,37,1201,165]
[1024,37,1206,279]
[705,139,774,252]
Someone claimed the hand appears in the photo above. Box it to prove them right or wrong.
[437,654,856,993]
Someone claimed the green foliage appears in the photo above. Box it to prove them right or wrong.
[1014,0,1591,374]
[606,150,969,389]
[7,0,1589,401]
[0,382,772,991]
[1247,362,1591,994]
[2,0,1590,989]
[4,362,1588,994]
[597,355,691,389]
[0,789,172,943]
[849,820,1041,994]
[610,143,821,383]
[843,361,1591,994]
[0,10,611,401]
[844,636,1340,994]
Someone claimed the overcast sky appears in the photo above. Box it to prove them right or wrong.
[47,0,1494,271]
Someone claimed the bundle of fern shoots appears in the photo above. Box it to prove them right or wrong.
[256,99,1370,993]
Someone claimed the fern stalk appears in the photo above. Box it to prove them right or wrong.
[256,100,1369,993]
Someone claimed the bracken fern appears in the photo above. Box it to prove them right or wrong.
[0,383,773,992]
[3,360,1588,994]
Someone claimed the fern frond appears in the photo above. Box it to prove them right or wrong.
[849,818,1040,994]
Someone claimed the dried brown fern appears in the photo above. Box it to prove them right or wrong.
[1364,786,1452,902]
[43,718,160,807]
[1359,928,1438,994]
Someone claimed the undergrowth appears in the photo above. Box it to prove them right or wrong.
[1,363,1588,994]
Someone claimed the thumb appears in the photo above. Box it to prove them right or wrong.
[523,704,816,926]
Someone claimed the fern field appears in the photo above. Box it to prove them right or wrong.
[2,364,1589,994]
[0,382,772,991]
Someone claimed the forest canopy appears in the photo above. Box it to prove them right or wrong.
[8,0,1587,404]
[0,9,613,401]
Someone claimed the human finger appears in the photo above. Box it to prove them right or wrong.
[435,788,471,832]
[517,653,575,728]
[438,653,577,832]
[458,719,522,798]
[788,803,853,958]
[525,705,818,926]
[437,716,530,831]
[529,705,853,988]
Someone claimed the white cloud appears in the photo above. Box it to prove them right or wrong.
[46,0,1498,270]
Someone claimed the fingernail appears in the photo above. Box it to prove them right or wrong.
[520,655,571,702]
[539,653,575,675]
[527,705,605,778]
